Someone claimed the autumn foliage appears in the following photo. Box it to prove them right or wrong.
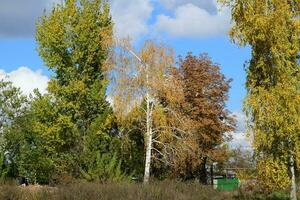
[0,0,237,188]
[163,53,235,181]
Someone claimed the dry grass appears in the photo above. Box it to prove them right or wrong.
[0,180,235,200]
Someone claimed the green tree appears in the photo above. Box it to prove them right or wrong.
[4,98,53,184]
[0,79,27,134]
[35,0,118,181]
[116,106,145,178]
[0,79,28,179]
[221,0,300,196]
[2,90,70,183]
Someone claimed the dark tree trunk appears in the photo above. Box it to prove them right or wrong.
[198,157,208,184]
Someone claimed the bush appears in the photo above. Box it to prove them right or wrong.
[81,151,128,183]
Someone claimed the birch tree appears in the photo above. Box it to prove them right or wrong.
[221,0,300,196]
[111,40,187,183]
[111,41,235,182]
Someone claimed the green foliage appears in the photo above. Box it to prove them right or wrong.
[0,0,125,185]
[0,152,9,179]
[32,0,119,183]
[267,192,290,200]
[81,151,127,183]
[120,132,144,178]
[0,80,27,130]
[116,106,145,177]
[237,191,291,200]
[0,80,28,179]
[2,92,55,183]
[0,0,132,185]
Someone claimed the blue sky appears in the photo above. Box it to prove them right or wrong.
[0,0,252,147]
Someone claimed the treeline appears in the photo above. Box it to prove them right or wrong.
[0,0,235,184]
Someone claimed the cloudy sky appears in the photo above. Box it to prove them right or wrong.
[0,0,252,148]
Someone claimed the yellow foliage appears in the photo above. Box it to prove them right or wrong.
[219,0,300,194]
[257,158,290,193]
[236,169,256,183]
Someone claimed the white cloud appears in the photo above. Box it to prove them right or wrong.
[0,67,49,96]
[1,0,230,39]
[230,132,251,149]
[228,112,253,150]
[0,0,231,40]
[110,0,153,39]
[154,3,231,38]
[158,0,217,14]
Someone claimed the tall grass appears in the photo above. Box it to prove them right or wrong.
[0,180,234,200]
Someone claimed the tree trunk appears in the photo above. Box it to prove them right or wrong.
[210,164,214,187]
[144,93,152,183]
[290,154,297,200]
[199,157,208,184]
[121,43,154,183]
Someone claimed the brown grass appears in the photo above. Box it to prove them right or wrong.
[0,180,235,200]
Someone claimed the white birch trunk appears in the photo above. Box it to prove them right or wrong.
[143,74,153,183]
[290,154,297,200]
[120,42,154,183]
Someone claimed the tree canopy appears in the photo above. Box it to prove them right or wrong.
[222,0,300,195]
[0,0,237,187]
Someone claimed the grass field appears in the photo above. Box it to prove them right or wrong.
[0,181,236,200]
[1,180,297,200]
